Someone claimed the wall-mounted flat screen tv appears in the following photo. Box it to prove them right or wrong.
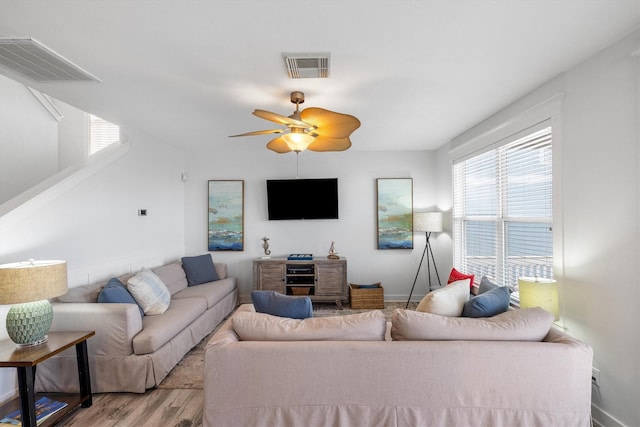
[266,178,339,220]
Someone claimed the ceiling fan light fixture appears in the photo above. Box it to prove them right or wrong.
[281,129,315,152]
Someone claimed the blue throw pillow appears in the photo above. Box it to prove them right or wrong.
[181,254,219,286]
[98,278,144,317]
[251,290,313,319]
[462,286,511,318]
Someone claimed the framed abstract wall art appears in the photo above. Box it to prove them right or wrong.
[376,178,413,249]
[208,180,244,251]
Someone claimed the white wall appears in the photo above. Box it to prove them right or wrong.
[0,129,185,402]
[0,75,59,204]
[183,145,447,303]
[439,29,640,426]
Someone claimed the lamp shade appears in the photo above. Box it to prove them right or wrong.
[281,129,315,152]
[414,212,443,233]
[0,260,68,304]
[518,277,559,321]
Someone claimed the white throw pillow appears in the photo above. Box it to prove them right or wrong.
[232,310,387,341]
[127,267,171,315]
[415,278,470,316]
[391,307,554,341]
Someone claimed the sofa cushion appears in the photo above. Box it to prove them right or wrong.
[172,277,236,308]
[54,282,103,303]
[416,279,470,316]
[251,290,313,319]
[462,286,511,318]
[127,268,171,315]
[98,277,144,317]
[232,310,386,341]
[391,307,554,341]
[133,297,207,354]
[152,262,189,295]
[181,254,219,286]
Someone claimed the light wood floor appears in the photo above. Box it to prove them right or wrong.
[59,389,202,426]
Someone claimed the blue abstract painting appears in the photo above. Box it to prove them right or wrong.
[377,178,413,249]
[208,180,244,251]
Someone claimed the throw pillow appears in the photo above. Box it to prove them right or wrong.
[478,275,499,294]
[391,307,554,341]
[448,268,475,290]
[461,286,511,318]
[415,279,470,316]
[127,268,171,315]
[181,254,219,286]
[98,277,144,317]
[232,310,386,341]
[251,290,313,319]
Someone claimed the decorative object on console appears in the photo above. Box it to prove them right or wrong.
[229,91,360,154]
[208,180,244,251]
[287,254,313,260]
[376,178,413,250]
[405,211,443,308]
[0,259,68,346]
[261,236,271,258]
[327,241,339,259]
[518,277,559,321]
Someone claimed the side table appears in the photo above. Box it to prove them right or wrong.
[0,331,95,427]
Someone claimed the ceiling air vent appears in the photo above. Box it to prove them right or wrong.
[0,37,100,82]
[282,53,330,79]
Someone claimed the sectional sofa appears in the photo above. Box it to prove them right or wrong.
[35,257,238,393]
[204,304,593,427]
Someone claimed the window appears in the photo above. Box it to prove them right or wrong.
[452,126,553,297]
[89,114,120,155]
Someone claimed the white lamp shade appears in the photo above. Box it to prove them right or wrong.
[518,277,559,321]
[414,212,443,233]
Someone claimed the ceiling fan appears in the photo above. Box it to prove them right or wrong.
[229,91,360,154]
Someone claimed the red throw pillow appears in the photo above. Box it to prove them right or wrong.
[448,268,475,289]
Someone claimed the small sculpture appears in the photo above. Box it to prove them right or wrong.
[327,241,340,259]
[261,236,271,258]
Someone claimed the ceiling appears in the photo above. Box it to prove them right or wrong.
[0,1,638,152]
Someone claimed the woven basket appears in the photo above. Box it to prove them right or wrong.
[349,283,384,309]
[290,286,312,295]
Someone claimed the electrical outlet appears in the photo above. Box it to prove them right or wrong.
[592,367,601,386]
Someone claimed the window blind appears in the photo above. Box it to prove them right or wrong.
[452,126,553,295]
[89,114,120,155]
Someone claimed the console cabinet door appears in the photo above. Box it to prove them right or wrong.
[315,262,345,296]
[255,263,285,293]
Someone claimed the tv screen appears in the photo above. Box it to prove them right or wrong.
[266,178,339,220]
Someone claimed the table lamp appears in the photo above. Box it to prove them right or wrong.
[0,260,68,346]
[406,212,444,308]
[518,276,559,321]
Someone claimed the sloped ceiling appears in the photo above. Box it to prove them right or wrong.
[0,0,638,151]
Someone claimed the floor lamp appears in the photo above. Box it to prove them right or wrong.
[406,212,443,308]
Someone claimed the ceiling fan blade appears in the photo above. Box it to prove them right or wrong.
[307,135,352,152]
[266,136,293,154]
[253,109,310,128]
[300,107,360,139]
[229,129,284,137]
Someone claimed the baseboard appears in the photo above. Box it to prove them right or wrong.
[0,388,16,406]
[592,404,627,427]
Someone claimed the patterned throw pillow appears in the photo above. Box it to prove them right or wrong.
[127,268,171,315]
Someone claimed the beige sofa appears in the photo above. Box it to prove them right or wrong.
[35,260,238,393]
[204,304,593,427]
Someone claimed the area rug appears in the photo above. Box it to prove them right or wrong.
[156,302,415,390]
